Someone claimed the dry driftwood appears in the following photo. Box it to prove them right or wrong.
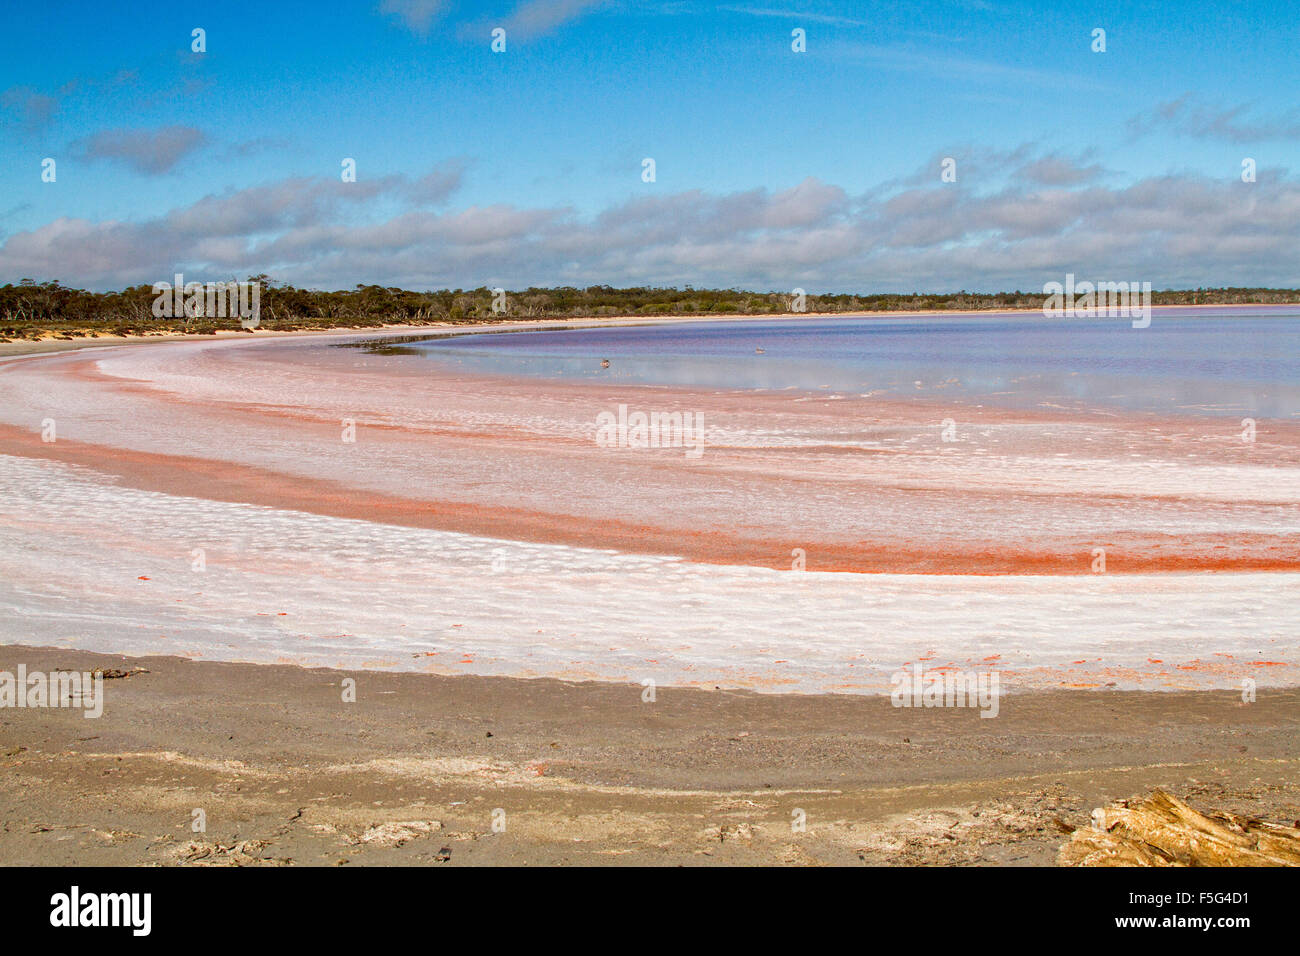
[1059,789,1300,867]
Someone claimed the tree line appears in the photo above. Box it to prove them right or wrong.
[2,277,1296,341]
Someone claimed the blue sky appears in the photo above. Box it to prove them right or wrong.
[1,0,1298,291]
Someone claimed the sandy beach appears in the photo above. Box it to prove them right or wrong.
[1,320,1297,864]
[2,644,1298,866]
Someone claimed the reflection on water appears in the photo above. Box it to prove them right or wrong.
[352,309,1300,417]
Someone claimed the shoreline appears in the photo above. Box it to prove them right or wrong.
[1,643,1297,866]
[1,327,1295,577]
[4,300,1297,360]
[0,311,1294,697]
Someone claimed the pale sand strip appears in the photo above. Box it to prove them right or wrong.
[1,644,1297,865]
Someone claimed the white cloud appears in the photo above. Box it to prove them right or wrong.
[379,0,449,35]
[73,125,209,175]
[1130,94,1300,143]
[0,86,58,130]
[3,156,1297,292]
[502,0,607,39]
[717,6,871,28]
